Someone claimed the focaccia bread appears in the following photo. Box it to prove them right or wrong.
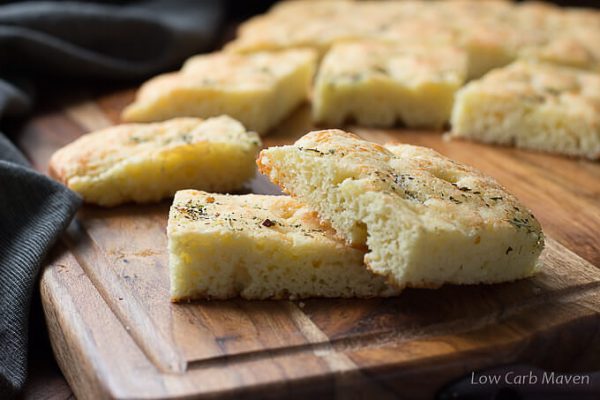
[122,49,316,135]
[168,190,400,301]
[312,41,467,129]
[512,2,600,72]
[450,61,600,159]
[226,1,488,60]
[227,0,600,78]
[225,0,373,56]
[49,116,261,206]
[257,130,544,289]
[432,0,516,78]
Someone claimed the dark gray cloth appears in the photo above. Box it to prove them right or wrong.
[0,1,223,397]
[0,0,222,79]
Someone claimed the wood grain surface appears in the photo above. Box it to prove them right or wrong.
[17,89,600,399]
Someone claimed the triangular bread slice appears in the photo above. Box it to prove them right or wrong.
[168,190,400,301]
[49,116,260,206]
[257,130,544,289]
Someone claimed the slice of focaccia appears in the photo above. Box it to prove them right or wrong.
[227,0,600,78]
[312,41,467,128]
[168,190,399,301]
[122,50,316,135]
[225,0,376,56]
[257,130,544,289]
[450,61,600,159]
[512,2,600,72]
[49,116,261,206]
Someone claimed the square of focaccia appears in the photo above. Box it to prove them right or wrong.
[226,0,518,79]
[225,1,375,56]
[450,61,600,160]
[312,42,467,129]
[372,17,514,80]
[168,190,400,301]
[227,0,600,77]
[435,0,518,78]
[518,35,600,73]
[257,130,544,290]
[510,3,600,72]
[454,2,600,75]
[122,50,316,135]
[49,116,261,206]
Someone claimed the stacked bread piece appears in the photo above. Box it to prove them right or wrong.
[167,129,544,301]
[49,118,545,299]
[257,130,545,291]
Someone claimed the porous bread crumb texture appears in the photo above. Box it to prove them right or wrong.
[450,61,600,160]
[313,41,468,128]
[168,190,400,301]
[258,130,545,289]
[49,116,261,206]
[122,49,317,135]
[228,0,600,78]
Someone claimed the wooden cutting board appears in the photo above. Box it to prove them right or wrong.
[17,89,600,399]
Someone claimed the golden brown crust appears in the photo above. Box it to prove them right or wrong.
[229,0,600,76]
[168,190,401,300]
[450,61,600,159]
[50,117,258,186]
[49,116,261,206]
[121,49,317,134]
[260,129,542,234]
[258,129,544,288]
